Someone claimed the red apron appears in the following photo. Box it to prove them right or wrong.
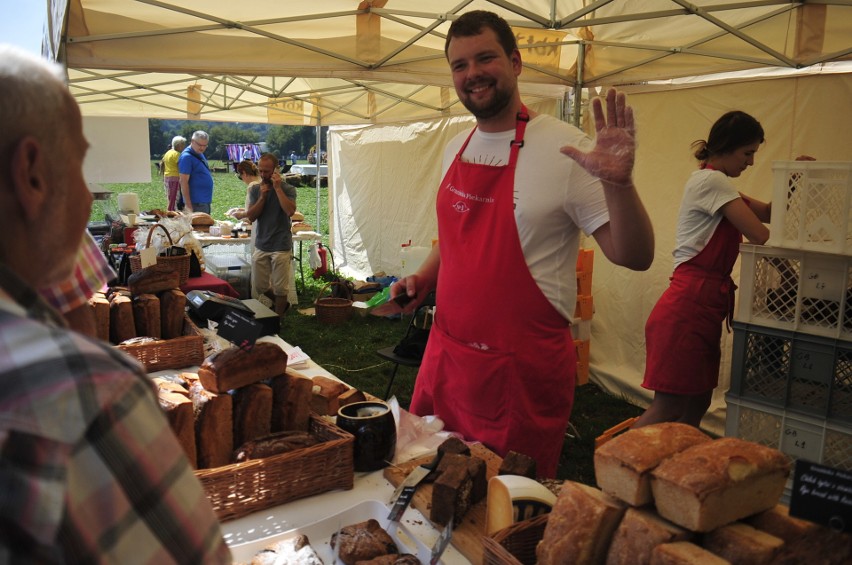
[643,209,744,395]
[410,110,575,477]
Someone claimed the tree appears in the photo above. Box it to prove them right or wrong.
[148,119,171,159]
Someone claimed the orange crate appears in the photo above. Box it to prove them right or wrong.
[574,294,594,320]
[576,248,594,273]
[576,269,592,295]
[574,339,590,386]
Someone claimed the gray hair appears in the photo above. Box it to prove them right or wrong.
[0,45,70,175]
[191,131,209,142]
[172,135,187,150]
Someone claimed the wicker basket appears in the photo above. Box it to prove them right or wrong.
[129,223,191,285]
[117,314,204,372]
[482,514,549,565]
[195,414,354,521]
[315,281,353,325]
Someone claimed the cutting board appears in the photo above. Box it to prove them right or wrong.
[383,443,502,564]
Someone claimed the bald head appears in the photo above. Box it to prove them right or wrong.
[0,45,92,287]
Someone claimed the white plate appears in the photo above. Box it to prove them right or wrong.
[228,499,448,564]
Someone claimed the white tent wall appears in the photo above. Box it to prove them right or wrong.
[329,71,852,436]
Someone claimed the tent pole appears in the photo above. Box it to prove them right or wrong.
[572,42,586,127]
[315,115,322,235]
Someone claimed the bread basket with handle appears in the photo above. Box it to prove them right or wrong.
[129,223,191,285]
[314,281,353,325]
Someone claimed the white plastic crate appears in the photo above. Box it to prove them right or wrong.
[737,244,852,341]
[206,254,251,299]
[725,394,852,473]
[730,322,852,423]
[768,161,852,255]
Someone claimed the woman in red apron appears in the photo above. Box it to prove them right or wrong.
[635,111,772,428]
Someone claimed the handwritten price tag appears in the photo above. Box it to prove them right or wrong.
[790,459,852,532]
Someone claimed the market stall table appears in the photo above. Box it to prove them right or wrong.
[179,271,240,298]
[148,335,469,563]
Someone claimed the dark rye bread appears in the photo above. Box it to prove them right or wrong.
[157,390,197,469]
[198,342,287,393]
[269,371,313,432]
[232,382,273,448]
[189,382,233,469]
[132,293,161,338]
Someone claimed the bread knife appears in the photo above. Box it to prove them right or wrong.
[387,451,444,522]
[430,517,453,565]
[370,292,414,317]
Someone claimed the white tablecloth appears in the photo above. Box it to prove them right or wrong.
[148,336,469,563]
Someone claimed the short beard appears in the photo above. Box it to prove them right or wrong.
[462,86,514,120]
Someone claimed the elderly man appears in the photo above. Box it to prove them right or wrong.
[178,130,214,214]
[0,45,230,563]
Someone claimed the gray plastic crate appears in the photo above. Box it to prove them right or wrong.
[730,322,852,423]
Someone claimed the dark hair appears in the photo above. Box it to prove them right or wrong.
[259,152,279,167]
[236,159,258,176]
[692,111,765,162]
[445,10,518,58]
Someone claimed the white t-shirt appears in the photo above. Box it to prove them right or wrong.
[441,114,610,319]
[671,169,741,268]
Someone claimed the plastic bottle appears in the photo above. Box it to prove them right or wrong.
[400,240,430,277]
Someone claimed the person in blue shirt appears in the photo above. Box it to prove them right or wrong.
[178,130,214,214]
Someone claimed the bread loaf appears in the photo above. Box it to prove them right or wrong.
[650,438,791,532]
[159,288,186,339]
[331,519,398,565]
[594,422,711,506]
[310,375,350,415]
[233,430,318,462]
[128,268,180,296]
[198,342,287,393]
[132,293,161,338]
[338,387,367,408]
[89,292,110,342]
[536,481,626,565]
[605,507,691,565]
[746,504,817,543]
[232,382,272,447]
[157,391,197,469]
[649,542,731,565]
[430,452,474,526]
[270,371,313,432]
[702,522,783,565]
[109,294,136,344]
[499,450,537,479]
[189,382,233,469]
[151,376,189,397]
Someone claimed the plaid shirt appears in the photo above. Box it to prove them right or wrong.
[39,232,116,314]
[0,271,231,564]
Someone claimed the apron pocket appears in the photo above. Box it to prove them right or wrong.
[431,326,513,423]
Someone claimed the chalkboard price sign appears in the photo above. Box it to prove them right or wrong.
[218,309,263,351]
[790,459,852,533]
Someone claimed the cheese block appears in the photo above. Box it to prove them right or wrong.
[536,481,626,565]
[650,542,731,565]
[605,507,691,565]
[594,422,711,506]
[702,522,783,565]
[198,342,287,393]
[650,438,791,532]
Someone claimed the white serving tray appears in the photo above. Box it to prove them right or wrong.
[228,499,461,564]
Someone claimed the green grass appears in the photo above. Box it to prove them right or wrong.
[100,161,643,485]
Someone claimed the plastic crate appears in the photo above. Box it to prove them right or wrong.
[730,322,852,423]
[725,394,852,473]
[206,254,251,299]
[725,394,852,506]
[737,243,852,341]
[768,161,852,255]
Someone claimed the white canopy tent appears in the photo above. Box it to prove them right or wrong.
[47,1,852,434]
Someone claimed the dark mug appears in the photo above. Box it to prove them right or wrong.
[336,401,396,472]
